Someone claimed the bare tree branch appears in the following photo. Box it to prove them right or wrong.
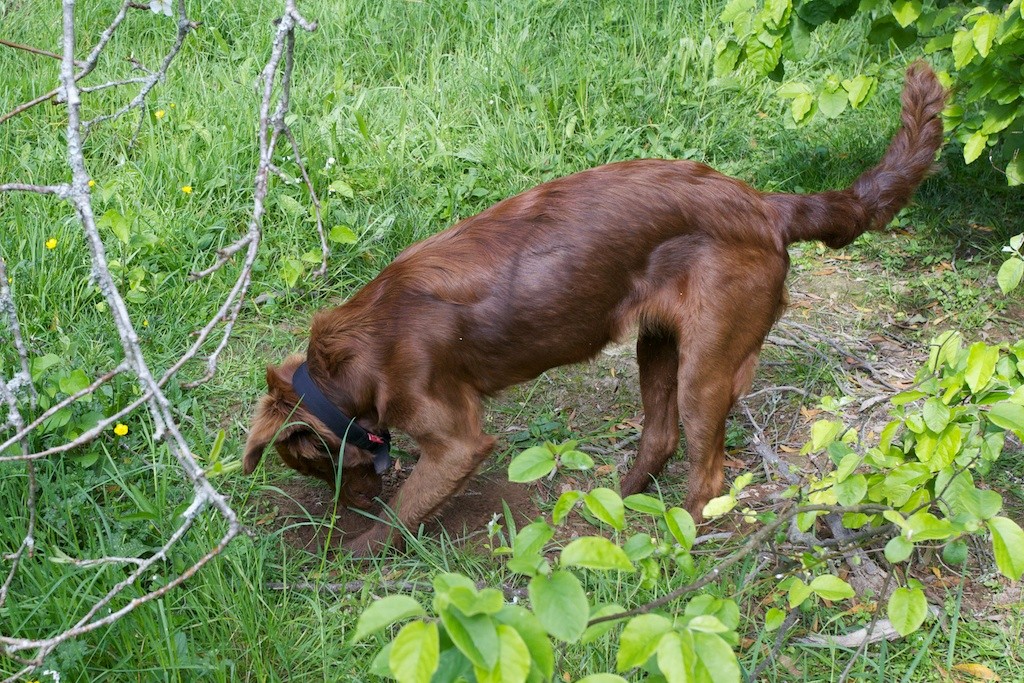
[0,0,320,676]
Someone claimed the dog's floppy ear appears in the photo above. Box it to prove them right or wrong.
[242,364,299,474]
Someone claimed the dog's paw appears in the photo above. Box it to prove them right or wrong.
[343,525,398,557]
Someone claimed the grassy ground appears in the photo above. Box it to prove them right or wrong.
[1,0,1023,681]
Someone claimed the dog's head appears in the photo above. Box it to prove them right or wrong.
[243,354,383,509]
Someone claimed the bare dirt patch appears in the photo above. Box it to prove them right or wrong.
[256,465,539,555]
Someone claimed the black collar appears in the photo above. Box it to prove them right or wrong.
[291,362,392,475]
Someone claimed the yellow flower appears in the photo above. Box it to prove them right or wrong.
[181,185,193,194]
[142,319,149,327]
[155,110,165,119]
[45,238,57,250]
[88,179,95,188]
[114,423,128,437]
[169,103,176,108]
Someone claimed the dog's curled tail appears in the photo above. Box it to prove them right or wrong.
[776,61,947,248]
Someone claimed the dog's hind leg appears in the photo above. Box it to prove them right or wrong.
[620,329,681,497]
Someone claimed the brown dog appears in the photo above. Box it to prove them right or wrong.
[244,62,946,553]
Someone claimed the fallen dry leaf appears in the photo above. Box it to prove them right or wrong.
[952,662,1001,681]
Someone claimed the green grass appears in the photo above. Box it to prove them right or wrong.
[2,0,1023,681]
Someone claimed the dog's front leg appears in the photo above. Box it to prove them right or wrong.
[345,422,496,555]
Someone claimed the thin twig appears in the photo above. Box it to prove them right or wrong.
[0,38,85,67]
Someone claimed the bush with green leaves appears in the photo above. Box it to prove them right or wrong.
[354,331,1023,682]
[999,233,1024,294]
[715,0,1024,184]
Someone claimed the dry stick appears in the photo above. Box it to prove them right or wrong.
[0,0,137,126]
[0,37,79,65]
[749,609,801,680]
[0,258,36,407]
[741,401,798,485]
[836,569,896,683]
[265,579,531,602]
[587,503,889,627]
[284,127,330,278]
[83,4,199,130]
[780,320,900,391]
[0,183,69,195]
[0,380,36,613]
[0,0,243,673]
[177,4,317,389]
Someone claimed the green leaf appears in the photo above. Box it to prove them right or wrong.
[818,88,848,118]
[988,516,1024,580]
[622,533,656,561]
[891,0,921,28]
[809,419,844,451]
[98,209,130,244]
[962,132,987,165]
[692,631,741,683]
[449,586,504,616]
[665,507,697,549]
[721,0,755,22]
[352,595,425,642]
[905,510,955,542]
[616,614,673,671]
[714,39,742,77]
[327,179,355,197]
[475,625,531,683]
[942,539,968,565]
[1007,155,1024,186]
[787,578,812,608]
[835,473,867,506]
[508,446,555,483]
[583,488,626,531]
[965,343,998,393]
[552,491,582,525]
[576,676,629,683]
[979,103,1018,136]
[370,643,393,677]
[988,401,1024,434]
[560,537,634,572]
[389,620,439,683]
[279,258,304,288]
[809,575,854,601]
[952,29,977,69]
[439,607,498,670]
[783,16,811,60]
[328,225,358,244]
[971,13,999,57]
[559,449,594,470]
[623,493,665,515]
[277,194,307,218]
[514,520,554,559]
[922,397,951,432]
[888,588,928,637]
[581,603,627,645]
[656,631,691,683]
[528,571,588,643]
[745,34,782,76]
[702,494,736,518]
[997,257,1024,294]
[763,0,791,29]
[58,369,91,395]
[764,608,787,631]
[885,535,914,563]
[842,75,876,108]
[495,605,555,681]
[791,93,814,124]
